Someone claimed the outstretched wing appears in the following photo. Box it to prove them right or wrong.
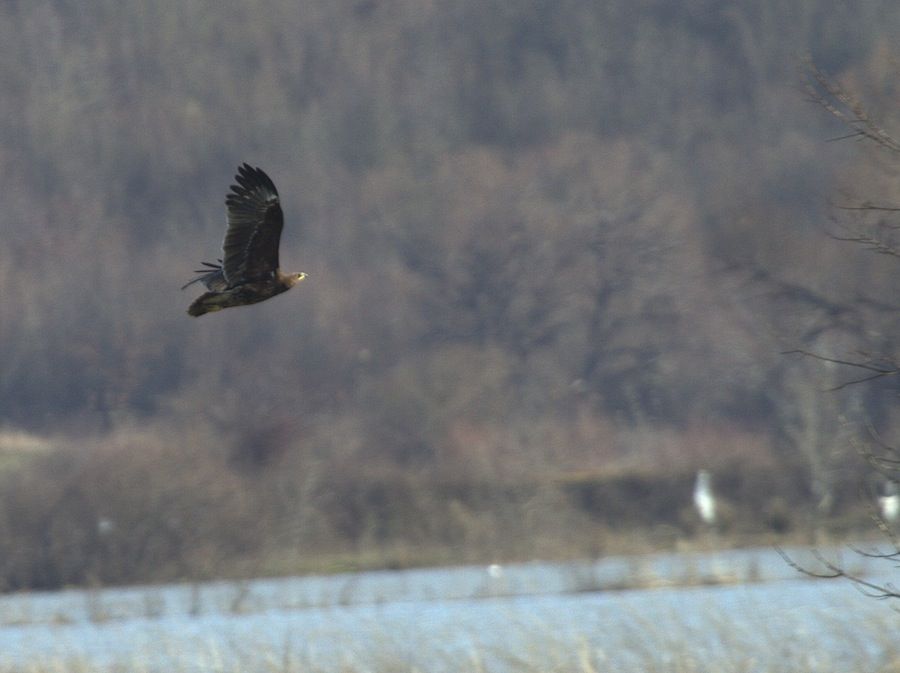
[222,163,284,285]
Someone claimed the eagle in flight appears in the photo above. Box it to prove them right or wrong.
[183,164,306,317]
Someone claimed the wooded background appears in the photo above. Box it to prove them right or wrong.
[2,0,900,589]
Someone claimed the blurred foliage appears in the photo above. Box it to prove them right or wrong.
[2,0,900,587]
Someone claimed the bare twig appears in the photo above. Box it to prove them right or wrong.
[782,349,900,390]
[777,547,900,600]
[835,204,900,213]
[827,231,900,257]
[803,57,900,153]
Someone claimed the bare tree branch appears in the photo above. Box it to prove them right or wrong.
[803,57,900,153]
[834,204,900,213]
[782,349,900,390]
[777,547,900,600]
[827,231,900,257]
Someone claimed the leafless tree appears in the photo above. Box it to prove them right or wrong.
[782,58,900,597]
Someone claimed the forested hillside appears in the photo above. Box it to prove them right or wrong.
[3,0,900,588]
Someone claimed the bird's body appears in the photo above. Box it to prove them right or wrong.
[184,164,306,317]
[878,481,900,523]
[187,271,304,316]
[693,469,716,526]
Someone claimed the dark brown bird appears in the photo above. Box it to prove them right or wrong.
[184,164,306,317]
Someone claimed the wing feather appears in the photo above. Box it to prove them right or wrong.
[221,163,284,285]
[181,260,228,291]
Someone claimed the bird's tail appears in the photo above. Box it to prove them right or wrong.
[187,292,224,317]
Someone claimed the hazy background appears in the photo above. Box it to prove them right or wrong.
[3,0,900,591]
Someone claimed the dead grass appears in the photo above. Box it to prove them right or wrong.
[2,600,899,673]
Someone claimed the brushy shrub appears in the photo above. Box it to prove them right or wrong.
[0,428,260,590]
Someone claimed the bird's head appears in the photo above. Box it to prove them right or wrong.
[277,269,308,288]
